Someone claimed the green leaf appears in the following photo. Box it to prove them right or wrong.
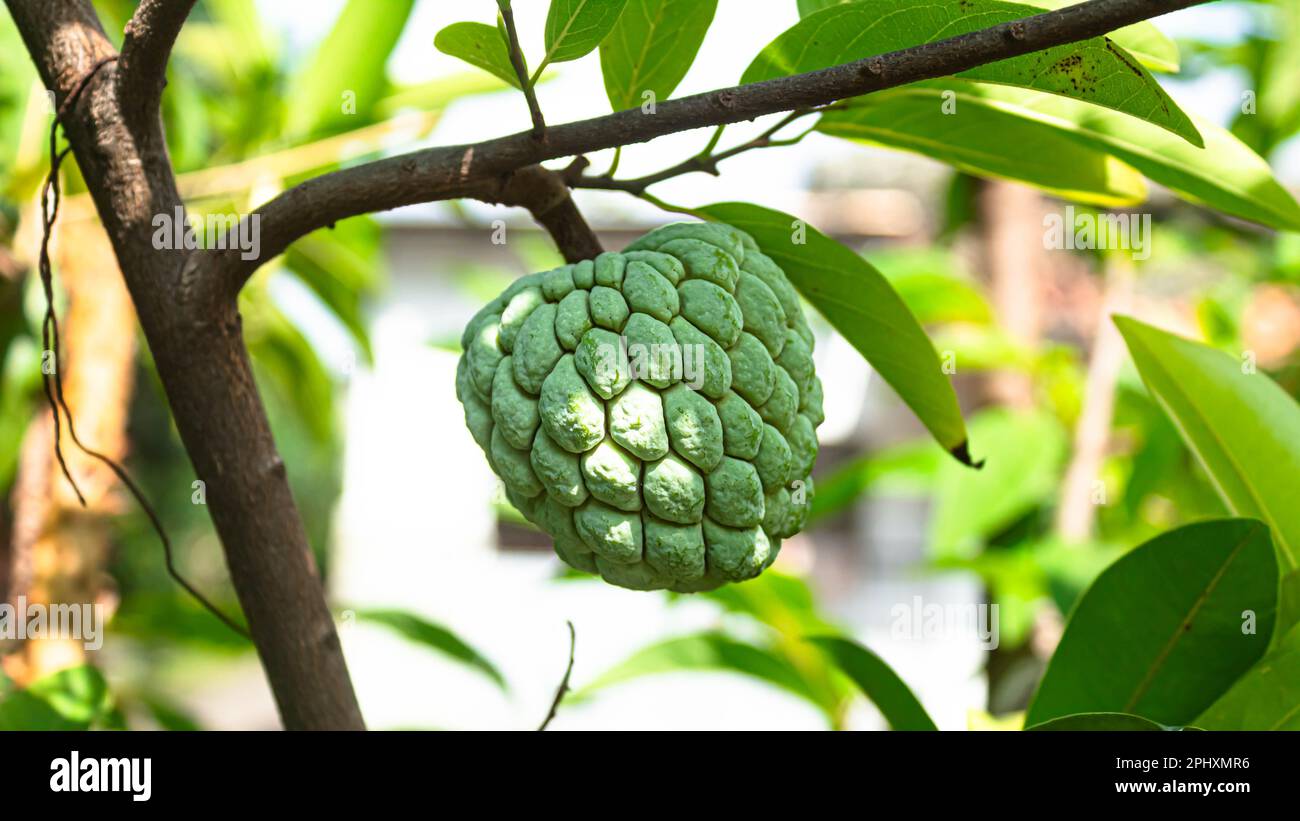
[875,249,994,326]
[543,0,630,66]
[809,636,937,730]
[600,0,717,111]
[1020,0,1179,72]
[930,407,1068,559]
[796,0,839,16]
[284,218,384,363]
[701,571,839,637]
[1198,622,1300,730]
[435,22,522,90]
[796,0,1179,72]
[810,440,945,523]
[1025,519,1278,727]
[0,666,116,731]
[1026,712,1194,731]
[245,299,337,445]
[580,631,833,716]
[819,84,1148,208]
[826,83,1300,231]
[746,0,1201,146]
[696,203,973,464]
[286,0,416,138]
[357,609,508,691]
[1115,318,1300,573]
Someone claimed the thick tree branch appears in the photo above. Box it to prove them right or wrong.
[5,0,363,730]
[469,164,603,262]
[118,0,197,126]
[212,0,1209,299]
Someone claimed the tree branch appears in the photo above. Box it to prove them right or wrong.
[469,164,603,262]
[573,108,821,195]
[211,0,1209,299]
[537,621,576,731]
[117,0,197,126]
[5,0,364,730]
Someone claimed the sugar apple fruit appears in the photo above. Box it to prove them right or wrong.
[455,222,822,592]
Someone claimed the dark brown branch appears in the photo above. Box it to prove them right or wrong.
[469,165,603,262]
[117,0,197,125]
[5,0,363,730]
[496,0,546,138]
[538,621,576,731]
[213,0,1208,299]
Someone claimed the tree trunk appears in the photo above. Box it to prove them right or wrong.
[5,0,363,729]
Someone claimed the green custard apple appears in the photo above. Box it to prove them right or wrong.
[455,222,822,592]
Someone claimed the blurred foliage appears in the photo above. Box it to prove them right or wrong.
[356,609,508,692]
[576,570,857,728]
[0,665,122,730]
[0,0,1297,731]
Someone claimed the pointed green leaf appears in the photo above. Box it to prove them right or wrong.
[600,0,718,111]
[1116,317,1300,636]
[697,203,974,464]
[435,22,523,90]
[358,609,508,691]
[1115,317,1300,573]
[580,631,834,717]
[701,571,838,636]
[543,0,630,66]
[1025,519,1278,727]
[809,636,937,730]
[818,84,1148,207]
[1021,0,1179,72]
[824,82,1300,230]
[286,0,416,138]
[797,0,1180,71]
[747,0,1201,145]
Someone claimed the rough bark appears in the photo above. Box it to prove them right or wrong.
[470,165,603,262]
[5,0,363,730]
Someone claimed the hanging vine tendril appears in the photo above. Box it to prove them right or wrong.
[37,56,250,641]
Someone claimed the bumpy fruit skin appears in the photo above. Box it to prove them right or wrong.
[455,222,822,592]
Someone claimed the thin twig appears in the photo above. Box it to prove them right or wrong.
[497,0,546,138]
[574,107,823,194]
[538,621,576,731]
